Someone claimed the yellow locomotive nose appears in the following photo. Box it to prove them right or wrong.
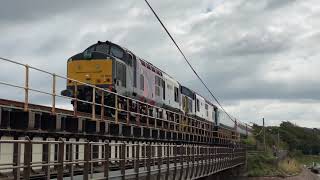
[67,59,113,86]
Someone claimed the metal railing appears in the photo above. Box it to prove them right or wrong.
[0,138,246,180]
[0,57,242,142]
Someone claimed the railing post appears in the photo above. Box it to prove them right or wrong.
[69,143,74,180]
[136,102,140,126]
[73,83,78,117]
[165,144,170,180]
[23,137,32,179]
[57,138,64,180]
[92,87,96,120]
[190,145,195,178]
[146,143,151,180]
[185,145,190,179]
[213,147,217,173]
[115,94,118,123]
[199,146,203,176]
[173,144,177,179]
[206,147,210,175]
[146,105,150,127]
[42,141,51,180]
[179,145,184,180]
[104,141,109,179]
[83,141,90,180]
[126,99,130,125]
[101,91,105,120]
[135,144,140,180]
[13,138,21,180]
[52,73,56,115]
[120,143,126,180]
[24,65,29,112]
[195,146,200,178]
[210,147,214,174]
[157,144,162,180]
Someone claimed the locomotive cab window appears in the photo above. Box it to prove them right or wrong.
[83,46,95,57]
[127,53,133,66]
[95,44,109,54]
[110,45,124,59]
[116,62,126,87]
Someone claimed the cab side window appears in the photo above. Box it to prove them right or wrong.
[111,45,124,59]
[140,74,144,90]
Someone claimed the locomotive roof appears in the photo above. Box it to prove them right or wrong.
[95,41,218,110]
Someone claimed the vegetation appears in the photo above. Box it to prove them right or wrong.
[250,121,320,155]
[247,151,279,176]
[247,150,301,177]
[292,150,320,167]
[244,121,320,177]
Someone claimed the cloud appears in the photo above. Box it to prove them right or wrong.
[0,0,319,128]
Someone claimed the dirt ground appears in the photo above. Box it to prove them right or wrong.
[243,168,320,180]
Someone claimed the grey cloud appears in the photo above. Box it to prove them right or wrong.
[0,1,98,24]
[0,0,319,127]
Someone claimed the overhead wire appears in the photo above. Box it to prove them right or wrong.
[144,0,240,124]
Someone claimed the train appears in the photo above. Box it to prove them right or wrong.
[62,40,250,136]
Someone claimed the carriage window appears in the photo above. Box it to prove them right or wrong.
[133,57,137,88]
[196,99,200,112]
[95,44,109,54]
[174,87,179,102]
[155,86,160,96]
[205,104,209,116]
[163,80,165,100]
[188,98,193,113]
[140,74,144,90]
[155,76,162,86]
[110,45,124,59]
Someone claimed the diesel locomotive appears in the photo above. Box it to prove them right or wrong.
[62,41,248,135]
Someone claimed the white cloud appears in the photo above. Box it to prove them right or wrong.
[0,0,319,128]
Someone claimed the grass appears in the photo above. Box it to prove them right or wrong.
[247,151,302,177]
[295,154,320,167]
[247,151,280,177]
[278,158,301,176]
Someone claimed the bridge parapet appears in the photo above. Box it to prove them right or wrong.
[0,57,240,144]
[0,138,246,179]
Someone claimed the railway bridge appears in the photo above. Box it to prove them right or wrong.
[0,57,247,179]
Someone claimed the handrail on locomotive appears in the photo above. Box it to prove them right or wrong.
[0,55,251,142]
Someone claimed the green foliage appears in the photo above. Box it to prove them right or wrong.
[279,122,320,154]
[251,121,320,155]
[247,151,301,177]
[242,136,256,146]
[294,153,320,166]
[247,151,280,176]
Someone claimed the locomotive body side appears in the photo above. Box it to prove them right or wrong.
[62,40,246,140]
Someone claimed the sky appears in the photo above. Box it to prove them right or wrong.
[0,0,319,128]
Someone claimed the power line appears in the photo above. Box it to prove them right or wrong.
[144,0,238,123]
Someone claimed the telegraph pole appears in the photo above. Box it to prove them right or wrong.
[263,118,266,151]
[277,128,280,148]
